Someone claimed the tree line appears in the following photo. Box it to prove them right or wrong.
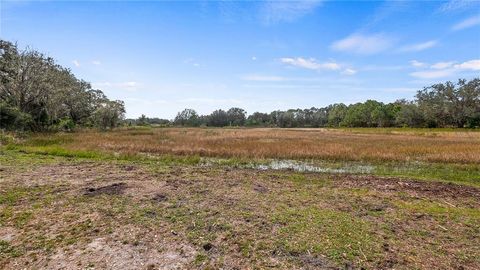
[169,78,480,128]
[0,40,125,131]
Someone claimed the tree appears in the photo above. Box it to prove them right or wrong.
[92,100,125,130]
[327,103,347,127]
[394,100,424,127]
[416,79,480,127]
[137,114,148,126]
[174,108,199,126]
[226,107,246,126]
[246,112,271,126]
[207,109,229,127]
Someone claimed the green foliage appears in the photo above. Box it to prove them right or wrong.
[226,107,247,126]
[207,109,229,127]
[174,108,200,126]
[0,102,33,131]
[171,79,479,129]
[0,40,125,132]
[56,118,75,132]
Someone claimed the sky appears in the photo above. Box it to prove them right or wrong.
[1,0,479,119]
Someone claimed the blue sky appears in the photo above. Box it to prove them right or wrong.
[1,0,479,118]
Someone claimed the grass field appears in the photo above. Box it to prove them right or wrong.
[1,127,479,269]
[21,127,480,163]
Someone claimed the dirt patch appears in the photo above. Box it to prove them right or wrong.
[253,184,269,193]
[40,235,195,270]
[84,182,127,196]
[152,193,168,202]
[332,174,480,200]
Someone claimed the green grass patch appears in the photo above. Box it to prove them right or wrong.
[394,199,480,225]
[0,240,22,258]
[273,207,382,266]
[374,162,480,187]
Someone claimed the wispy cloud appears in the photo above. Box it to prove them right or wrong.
[330,33,393,54]
[454,59,480,70]
[410,69,455,79]
[399,40,437,52]
[410,59,480,79]
[72,60,80,67]
[410,60,426,67]
[341,68,357,75]
[280,57,357,76]
[438,0,478,13]
[431,61,455,69]
[260,0,322,24]
[361,1,410,31]
[280,57,341,71]
[92,60,101,65]
[451,15,480,31]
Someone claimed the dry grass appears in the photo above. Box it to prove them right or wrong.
[42,127,480,164]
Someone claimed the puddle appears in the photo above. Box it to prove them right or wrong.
[250,160,374,174]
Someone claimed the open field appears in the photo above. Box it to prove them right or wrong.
[1,128,480,269]
[13,127,480,163]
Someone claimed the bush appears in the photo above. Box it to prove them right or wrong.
[0,132,16,145]
[0,102,33,131]
[56,118,76,132]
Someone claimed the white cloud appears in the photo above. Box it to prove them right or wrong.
[409,59,480,79]
[431,61,455,69]
[72,60,80,67]
[261,0,322,24]
[242,75,285,82]
[452,16,480,31]
[362,65,407,71]
[280,57,341,70]
[251,56,257,61]
[330,33,393,54]
[399,40,437,52]
[454,59,480,70]
[342,68,357,75]
[410,60,426,67]
[410,69,455,79]
[92,60,101,65]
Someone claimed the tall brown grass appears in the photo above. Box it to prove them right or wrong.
[48,128,480,164]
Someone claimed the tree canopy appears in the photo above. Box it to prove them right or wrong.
[0,40,125,131]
